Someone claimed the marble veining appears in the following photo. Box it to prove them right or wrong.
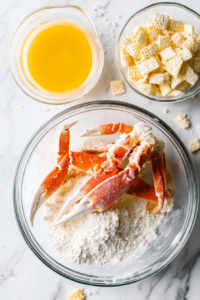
[0,0,200,299]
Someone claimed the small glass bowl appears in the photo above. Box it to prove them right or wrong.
[116,2,200,103]
[9,6,104,105]
[13,101,198,286]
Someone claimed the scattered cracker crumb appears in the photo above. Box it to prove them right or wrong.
[98,12,103,17]
[164,108,169,113]
[43,105,49,111]
[96,4,101,9]
[174,114,190,128]
[192,94,197,98]
[188,138,200,152]
[67,289,85,300]
[110,80,126,95]
[112,22,118,27]
[104,18,108,22]
[93,8,97,11]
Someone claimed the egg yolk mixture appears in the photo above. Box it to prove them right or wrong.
[26,23,93,93]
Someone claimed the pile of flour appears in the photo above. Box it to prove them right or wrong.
[44,138,173,265]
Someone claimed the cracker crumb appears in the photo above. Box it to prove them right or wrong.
[110,80,126,95]
[188,138,200,152]
[112,22,118,27]
[68,289,85,300]
[174,114,190,128]
[164,108,169,113]
[98,12,103,17]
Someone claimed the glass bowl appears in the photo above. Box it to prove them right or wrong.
[9,6,104,105]
[13,101,198,286]
[116,2,200,103]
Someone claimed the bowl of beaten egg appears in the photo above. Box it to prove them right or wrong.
[9,6,104,104]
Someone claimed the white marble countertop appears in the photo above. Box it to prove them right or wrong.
[1,0,200,299]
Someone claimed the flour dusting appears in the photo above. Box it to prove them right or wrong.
[44,138,173,265]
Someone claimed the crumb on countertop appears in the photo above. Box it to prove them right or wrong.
[67,289,85,300]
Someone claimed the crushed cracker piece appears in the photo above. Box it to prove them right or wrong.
[159,46,176,61]
[110,80,126,95]
[157,35,171,50]
[151,13,170,30]
[138,57,159,75]
[171,77,184,89]
[128,65,143,81]
[179,118,190,128]
[187,57,200,73]
[149,72,170,85]
[178,47,193,61]
[159,83,171,96]
[169,19,184,32]
[174,114,186,122]
[165,55,183,77]
[68,289,85,300]
[137,82,158,96]
[180,65,199,85]
[184,24,194,34]
[140,43,158,59]
[136,29,147,47]
[182,35,200,54]
[120,48,133,67]
[188,139,200,152]
[148,29,161,43]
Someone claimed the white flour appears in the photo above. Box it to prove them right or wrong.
[44,138,173,265]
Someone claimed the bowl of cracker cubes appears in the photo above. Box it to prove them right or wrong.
[116,3,200,102]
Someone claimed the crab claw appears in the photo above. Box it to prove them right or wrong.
[53,169,120,223]
[30,154,70,226]
[80,123,133,137]
[52,169,132,226]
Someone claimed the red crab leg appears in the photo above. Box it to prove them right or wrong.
[83,142,115,154]
[52,140,154,226]
[151,154,166,214]
[57,121,77,163]
[80,123,134,137]
[30,154,70,225]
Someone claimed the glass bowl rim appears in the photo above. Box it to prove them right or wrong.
[116,2,200,103]
[8,5,104,105]
[13,100,199,286]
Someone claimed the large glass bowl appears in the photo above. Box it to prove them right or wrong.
[116,2,200,103]
[13,101,198,286]
[9,6,104,105]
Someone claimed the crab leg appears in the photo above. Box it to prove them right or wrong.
[30,154,70,225]
[80,123,134,137]
[57,121,77,163]
[52,136,155,226]
[151,154,166,214]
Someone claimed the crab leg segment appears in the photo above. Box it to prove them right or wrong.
[70,151,106,172]
[57,121,77,163]
[80,123,133,137]
[151,154,166,214]
[30,154,70,225]
[53,169,120,223]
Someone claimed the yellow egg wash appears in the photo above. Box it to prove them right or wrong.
[26,22,93,93]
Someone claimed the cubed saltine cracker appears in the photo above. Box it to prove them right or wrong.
[176,81,192,92]
[159,46,176,61]
[137,82,158,96]
[171,77,184,89]
[138,57,159,75]
[171,33,185,47]
[165,55,183,77]
[182,35,200,54]
[188,139,200,153]
[124,43,141,59]
[169,19,185,32]
[174,114,190,128]
[68,289,85,300]
[149,72,170,84]
[148,29,161,43]
[168,89,183,96]
[140,43,158,59]
[136,29,147,47]
[184,24,194,34]
[110,80,126,95]
[178,47,193,61]
[128,65,143,81]
[159,83,171,96]
[180,65,199,85]
[120,48,133,67]
[157,35,171,50]
[188,57,200,73]
[151,13,170,30]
